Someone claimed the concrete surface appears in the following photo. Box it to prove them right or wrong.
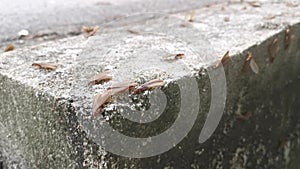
[0,0,300,168]
[0,0,220,48]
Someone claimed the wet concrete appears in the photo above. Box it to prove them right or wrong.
[0,0,300,168]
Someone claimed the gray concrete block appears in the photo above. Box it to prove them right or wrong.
[1,0,300,168]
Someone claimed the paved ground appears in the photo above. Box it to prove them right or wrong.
[0,0,220,45]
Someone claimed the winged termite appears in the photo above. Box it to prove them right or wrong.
[237,112,253,121]
[285,26,294,50]
[268,38,279,63]
[83,26,100,38]
[263,15,276,20]
[186,10,196,22]
[91,90,113,118]
[223,17,230,22]
[248,1,261,7]
[249,57,259,74]
[127,29,140,35]
[4,44,15,52]
[107,81,138,95]
[87,73,112,87]
[242,51,259,74]
[91,81,137,118]
[162,53,185,61]
[286,2,298,7]
[179,23,189,27]
[175,53,185,59]
[278,136,287,149]
[214,51,230,68]
[32,63,57,71]
[82,26,94,33]
[133,79,165,94]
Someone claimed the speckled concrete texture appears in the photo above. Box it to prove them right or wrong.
[0,0,300,168]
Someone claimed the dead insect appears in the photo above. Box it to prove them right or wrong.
[82,26,94,33]
[32,63,57,71]
[133,79,165,94]
[236,112,253,121]
[268,38,279,63]
[263,15,276,20]
[223,16,230,22]
[278,135,287,149]
[127,29,140,35]
[179,23,189,27]
[248,1,261,7]
[185,10,196,22]
[175,53,185,59]
[87,73,112,86]
[82,26,100,38]
[91,81,137,118]
[284,26,294,50]
[286,2,298,7]
[4,44,15,52]
[91,90,113,119]
[107,81,138,95]
[162,53,185,61]
[214,51,230,68]
[242,51,259,74]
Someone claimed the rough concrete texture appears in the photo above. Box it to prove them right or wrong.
[1,0,300,168]
[0,0,220,48]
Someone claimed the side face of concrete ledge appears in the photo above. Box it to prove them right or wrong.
[1,1,300,168]
[0,75,78,168]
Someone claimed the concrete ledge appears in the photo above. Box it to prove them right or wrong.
[1,1,300,168]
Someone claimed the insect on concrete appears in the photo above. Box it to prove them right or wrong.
[32,63,57,71]
[268,38,279,63]
[263,15,276,20]
[82,26,100,38]
[186,10,196,22]
[214,51,230,68]
[133,79,165,94]
[4,44,15,52]
[286,2,298,7]
[284,26,294,50]
[88,73,112,87]
[278,135,287,149]
[91,90,113,119]
[91,81,138,118]
[248,1,261,7]
[236,112,253,121]
[223,16,230,22]
[107,81,138,95]
[127,29,140,35]
[162,53,185,62]
[242,51,259,74]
